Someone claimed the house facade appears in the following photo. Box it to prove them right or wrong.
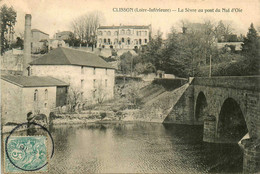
[54,31,73,40]
[49,39,67,49]
[31,29,50,53]
[97,25,151,49]
[1,75,68,124]
[29,47,115,105]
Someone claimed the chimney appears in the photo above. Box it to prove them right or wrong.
[23,14,32,76]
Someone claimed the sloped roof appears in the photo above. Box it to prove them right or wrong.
[31,29,49,36]
[29,47,114,69]
[98,25,150,30]
[56,31,73,35]
[1,75,68,87]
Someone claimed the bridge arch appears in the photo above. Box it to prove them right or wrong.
[195,92,208,123]
[217,97,248,142]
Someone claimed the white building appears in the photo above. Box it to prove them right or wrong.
[29,47,115,104]
[1,75,68,124]
[49,39,67,49]
[97,25,151,49]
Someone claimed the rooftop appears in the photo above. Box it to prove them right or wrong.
[56,31,73,35]
[1,75,69,87]
[31,29,49,36]
[98,25,150,30]
[29,47,114,69]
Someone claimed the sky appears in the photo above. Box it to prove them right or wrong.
[1,0,260,39]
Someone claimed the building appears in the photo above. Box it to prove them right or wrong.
[54,31,73,40]
[31,29,50,53]
[29,47,115,104]
[1,75,68,124]
[49,39,67,49]
[97,25,151,49]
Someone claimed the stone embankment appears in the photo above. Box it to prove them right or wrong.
[50,81,190,124]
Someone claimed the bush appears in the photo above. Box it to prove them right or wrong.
[100,112,107,120]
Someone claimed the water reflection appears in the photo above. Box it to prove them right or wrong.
[45,123,243,173]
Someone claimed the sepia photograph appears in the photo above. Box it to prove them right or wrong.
[0,0,259,173]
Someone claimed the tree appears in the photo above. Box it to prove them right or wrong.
[0,4,17,55]
[71,11,104,46]
[67,87,81,112]
[242,23,260,75]
[119,51,135,75]
[242,23,260,57]
[214,20,233,42]
[96,79,108,104]
[66,33,81,47]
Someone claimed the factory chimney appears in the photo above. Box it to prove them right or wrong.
[23,14,32,76]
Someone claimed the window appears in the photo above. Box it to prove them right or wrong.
[114,31,118,36]
[145,31,147,36]
[34,89,38,101]
[105,79,108,87]
[93,68,96,75]
[44,103,47,108]
[107,31,111,36]
[45,89,48,100]
[114,39,118,44]
[127,38,131,45]
[104,39,107,43]
[99,31,103,35]
[139,39,142,45]
[145,39,147,43]
[93,79,96,88]
[105,68,108,75]
[104,31,107,35]
[127,29,130,35]
[28,67,32,76]
[121,29,125,35]
[81,66,84,74]
[139,31,142,36]
[81,79,84,88]
[122,38,125,43]
[108,38,111,44]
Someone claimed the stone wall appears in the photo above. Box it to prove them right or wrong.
[1,79,57,125]
[1,79,23,124]
[163,84,194,124]
[22,86,57,120]
[31,64,115,103]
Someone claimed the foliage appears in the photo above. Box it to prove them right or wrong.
[100,112,107,120]
[242,23,260,57]
[71,11,104,46]
[96,80,108,104]
[119,51,135,74]
[11,37,23,49]
[66,33,81,47]
[0,4,17,55]
[134,21,259,77]
[67,87,82,112]
[241,23,260,75]
[124,82,143,107]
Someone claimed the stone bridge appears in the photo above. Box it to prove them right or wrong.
[193,76,259,143]
[164,76,260,172]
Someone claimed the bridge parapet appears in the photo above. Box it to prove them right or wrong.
[193,76,260,91]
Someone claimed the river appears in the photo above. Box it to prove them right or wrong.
[45,122,243,173]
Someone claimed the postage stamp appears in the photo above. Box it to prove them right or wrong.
[5,136,48,173]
